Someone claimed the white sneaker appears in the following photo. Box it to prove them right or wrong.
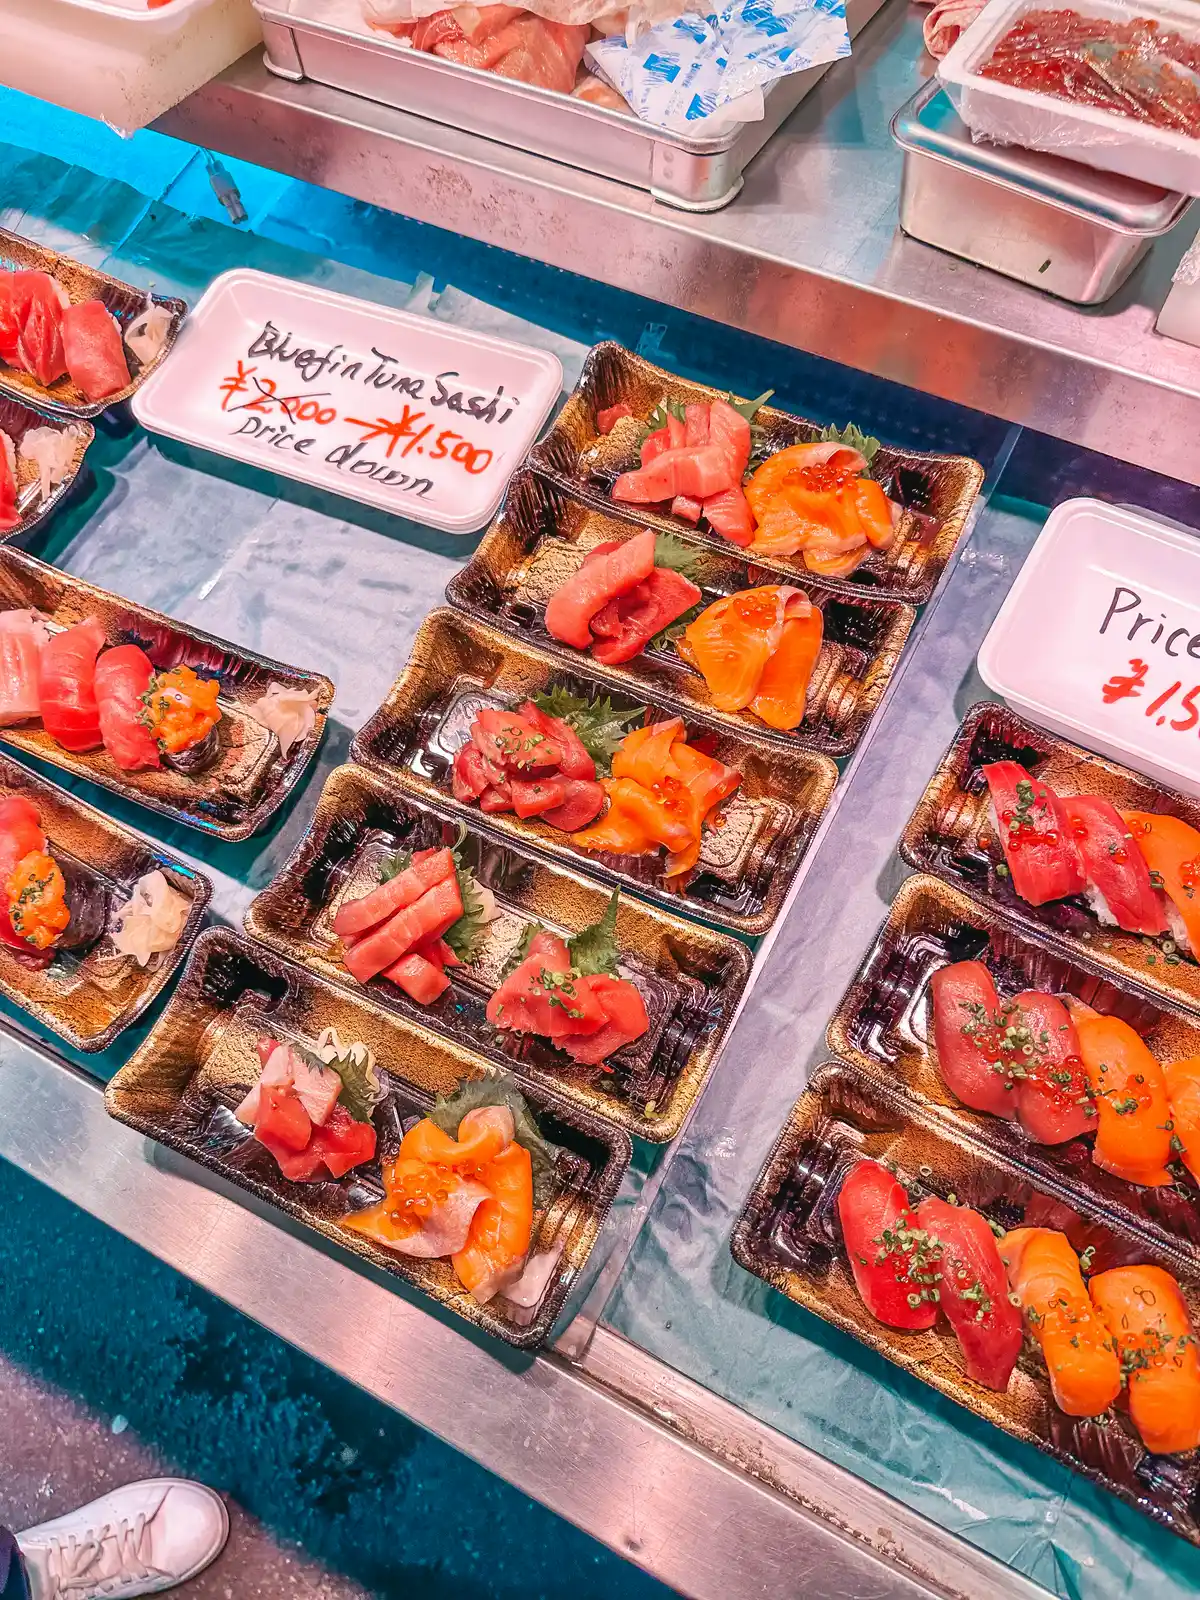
[16,1479,229,1599]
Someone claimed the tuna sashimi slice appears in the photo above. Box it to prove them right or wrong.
[15,274,69,388]
[703,486,755,547]
[38,615,106,753]
[384,950,452,1005]
[539,778,605,831]
[61,300,131,403]
[612,446,739,506]
[0,429,19,533]
[560,974,649,1064]
[94,644,161,770]
[544,527,657,649]
[707,399,752,481]
[332,846,455,939]
[516,701,595,780]
[342,874,464,984]
[589,567,702,667]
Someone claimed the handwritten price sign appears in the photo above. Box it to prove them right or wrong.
[132,270,564,534]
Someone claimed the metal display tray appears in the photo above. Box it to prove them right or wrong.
[254,0,889,212]
[893,81,1193,305]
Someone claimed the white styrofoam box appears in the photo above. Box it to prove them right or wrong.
[132,268,564,534]
[978,498,1200,798]
[939,0,1200,198]
[0,0,262,131]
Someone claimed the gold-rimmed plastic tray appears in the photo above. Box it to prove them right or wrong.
[105,928,632,1349]
[351,608,838,937]
[901,700,1200,1016]
[0,750,210,1051]
[829,872,1200,1262]
[445,471,916,759]
[245,762,752,1141]
[0,398,93,541]
[731,1059,1200,1546]
[525,343,985,605]
[0,550,334,841]
[0,228,187,418]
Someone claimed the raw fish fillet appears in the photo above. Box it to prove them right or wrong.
[38,615,107,753]
[0,610,46,725]
[94,644,161,770]
[61,300,131,403]
[0,429,19,533]
[15,274,69,388]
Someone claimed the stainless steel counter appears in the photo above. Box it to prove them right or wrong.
[158,7,1200,484]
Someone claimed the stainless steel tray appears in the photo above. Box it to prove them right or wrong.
[892,80,1192,305]
[254,0,889,212]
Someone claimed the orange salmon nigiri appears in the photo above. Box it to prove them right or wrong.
[1089,1265,1200,1454]
[1071,1007,1173,1187]
[1121,811,1200,959]
[1001,1228,1122,1416]
[452,1139,534,1305]
[1163,1054,1200,1183]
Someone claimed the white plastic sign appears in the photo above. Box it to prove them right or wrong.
[132,269,564,533]
[978,498,1200,798]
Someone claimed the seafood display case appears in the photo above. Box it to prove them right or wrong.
[9,3,1200,1600]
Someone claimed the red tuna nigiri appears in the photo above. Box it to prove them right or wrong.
[1061,794,1167,937]
[15,274,68,388]
[838,1160,940,1329]
[545,528,657,649]
[930,960,1017,1118]
[61,300,131,403]
[333,846,455,939]
[983,762,1085,907]
[342,874,463,984]
[0,432,19,533]
[915,1197,1022,1389]
[1008,989,1093,1144]
[39,616,106,752]
[94,645,161,770]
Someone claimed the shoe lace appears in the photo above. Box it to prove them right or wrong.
[42,1512,166,1597]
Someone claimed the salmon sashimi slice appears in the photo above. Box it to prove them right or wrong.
[342,874,464,984]
[611,717,686,786]
[1089,1265,1200,1454]
[855,478,900,549]
[612,445,739,506]
[1063,795,1168,936]
[1000,1227,1122,1416]
[399,1105,516,1168]
[333,846,456,939]
[1122,811,1200,958]
[1164,1054,1200,1183]
[38,615,106,753]
[983,762,1086,907]
[94,645,161,771]
[452,1140,535,1303]
[346,1171,493,1259]
[750,607,824,731]
[545,527,656,649]
[666,741,741,817]
[680,588,794,712]
[61,300,131,402]
[1070,1006,1173,1185]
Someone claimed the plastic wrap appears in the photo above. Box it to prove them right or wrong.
[586,0,848,128]
[938,0,1200,195]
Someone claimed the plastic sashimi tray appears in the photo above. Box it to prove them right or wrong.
[731,1059,1200,1547]
[0,0,262,131]
[105,927,632,1349]
[253,0,891,214]
[132,269,563,534]
[977,497,1200,800]
[939,0,1200,197]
